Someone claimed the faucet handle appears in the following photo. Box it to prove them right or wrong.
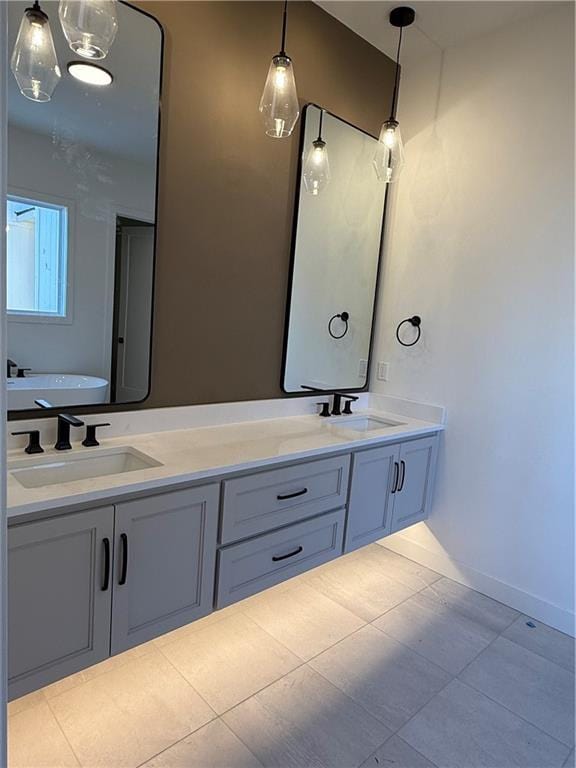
[82,423,111,448]
[317,402,331,418]
[12,430,44,455]
[16,368,32,378]
[343,400,354,415]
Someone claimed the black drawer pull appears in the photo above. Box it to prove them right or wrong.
[277,487,308,501]
[398,460,406,492]
[272,546,303,562]
[101,537,110,591]
[119,533,128,585]
[391,462,399,493]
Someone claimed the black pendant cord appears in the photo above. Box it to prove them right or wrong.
[317,109,324,142]
[279,0,288,55]
[389,26,403,121]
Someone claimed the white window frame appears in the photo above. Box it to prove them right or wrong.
[6,187,74,326]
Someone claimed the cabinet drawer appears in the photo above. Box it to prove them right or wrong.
[216,509,345,608]
[221,455,350,544]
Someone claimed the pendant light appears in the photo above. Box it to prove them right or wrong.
[373,6,415,183]
[259,0,299,138]
[11,1,61,102]
[303,109,330,196]
[58,0,118,60]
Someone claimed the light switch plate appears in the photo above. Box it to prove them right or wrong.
[358,359,368,378]
[377,362,389,381]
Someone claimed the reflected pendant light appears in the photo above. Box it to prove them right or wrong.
[303,109,331,196]
[59,0,118,60]
[11,1,61,102]
[259,0,299,138]
[373,6,415,184]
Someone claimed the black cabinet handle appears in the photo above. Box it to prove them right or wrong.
[119,533,128,585]
[277,488,308,501]
[272,546,303,562]
[391,462,399,493]
[101,538,110,591]
[398,460,406,492]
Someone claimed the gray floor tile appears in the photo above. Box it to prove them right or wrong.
[142,719,263,767]
[223,665,391,768]
[460,636,575,746]
[241,580,365,661]
[373,591,495,674]
[310,624,451,731]
[421,577,519,633]
[399,679,570,768]
[360,735,437,768]
[360,544,442,591]
[502,615,575,672]
[304,548,415,622]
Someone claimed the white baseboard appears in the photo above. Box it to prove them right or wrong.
[379,534,575,637]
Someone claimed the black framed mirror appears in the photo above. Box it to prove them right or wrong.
[282,104,388,394]
[6,0,163,417]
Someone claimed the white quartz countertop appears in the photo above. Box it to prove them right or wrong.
[7,410,443,520]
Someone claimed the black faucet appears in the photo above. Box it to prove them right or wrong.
[301,385,359,416]
[331,392,359,416]
[34,400,85,450]
[55,414,85,451]
[7,359,17,378]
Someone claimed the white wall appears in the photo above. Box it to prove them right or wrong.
[371,4,575,634]
[7,124,155,381]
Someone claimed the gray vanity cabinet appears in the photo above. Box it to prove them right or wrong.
[390,436,438,534]
[345,435,439,552]
[111,485,219,655]
[344,445,397,552]
[8,507,114,700]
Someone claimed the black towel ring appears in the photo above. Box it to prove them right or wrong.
[396,315,422,347]
[328,311,349,339]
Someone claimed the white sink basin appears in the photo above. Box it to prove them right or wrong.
[9,447,162,489]
[330,415,404,433]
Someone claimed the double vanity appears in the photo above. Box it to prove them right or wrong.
[6,404,442,701]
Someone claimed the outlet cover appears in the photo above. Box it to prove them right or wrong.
[377,362,389,381]
[358,359,368,378]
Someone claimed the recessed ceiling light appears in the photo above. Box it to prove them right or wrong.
[67,61,113,86]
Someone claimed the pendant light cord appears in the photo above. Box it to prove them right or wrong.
[317,109,324,141]
[390,26,403,121]
[280,0,288,55]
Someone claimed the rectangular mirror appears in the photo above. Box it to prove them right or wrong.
[6,0,162,414]
[282,104,387,394]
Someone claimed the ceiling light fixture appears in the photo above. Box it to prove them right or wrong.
[303,109,330,196]
[259,0,299,139]
[59,0,118,60]
[11,0,61,102]
[373,6,415,184]
[67,60,113,86]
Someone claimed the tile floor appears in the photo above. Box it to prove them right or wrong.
[7,543,576,768]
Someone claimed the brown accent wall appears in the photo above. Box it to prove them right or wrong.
[138,1,395,407]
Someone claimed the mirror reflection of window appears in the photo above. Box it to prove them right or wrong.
[6,197,68,318]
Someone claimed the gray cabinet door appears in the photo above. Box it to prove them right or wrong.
[344,444,399,553]
[8,507,114,700]
[111,485,219,654]
[390,436,439,534]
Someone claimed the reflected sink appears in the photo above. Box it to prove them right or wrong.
[330,416,404,433]
[9,447,163,489]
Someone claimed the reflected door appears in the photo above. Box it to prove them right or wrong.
[114,225,154,402]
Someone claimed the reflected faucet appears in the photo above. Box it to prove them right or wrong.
[7,359,17,379]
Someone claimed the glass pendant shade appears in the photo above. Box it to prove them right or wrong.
[259,54,299,138]
[303,139,330,196]
[373,119,405,183]
[58,0,118,60]
[11,2,61,102]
